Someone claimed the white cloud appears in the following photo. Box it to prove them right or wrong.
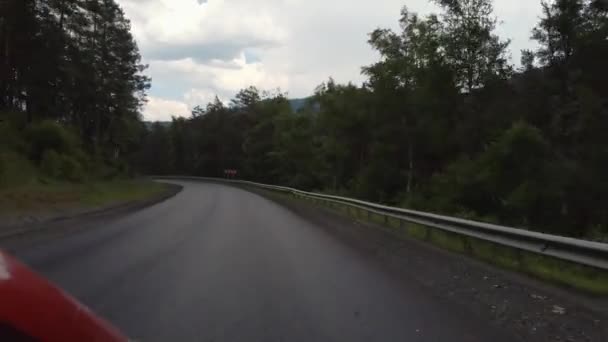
[117,0,544,121]
[147,54,289,102]
[119,0,287,62]
[144,97,190,121]
[494,0,543,61]
[149,54,288,89]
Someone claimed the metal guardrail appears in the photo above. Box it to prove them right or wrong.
[154,176,608,271]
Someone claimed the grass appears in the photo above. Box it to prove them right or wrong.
[387,216,401,229]
[357,208,368,220]
[468,238,521,270]
[0,179,169,215]
[407,223,429,240]
[348,206,358,218]
[370,212,386,225]
[80,180,169,206]
[520,251,608,294]
[428,229,467,253]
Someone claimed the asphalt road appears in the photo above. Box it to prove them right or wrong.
[13,181,514,342]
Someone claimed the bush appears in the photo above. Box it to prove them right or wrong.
[41,150,63,179]
[0,150,36,188]
[0,120,28,154]
[430,121,568,233]
[60,155,85,182]
[26,120,81,162]
[41,150,85,182]
[86,156,124,180]
[0,114,126,185]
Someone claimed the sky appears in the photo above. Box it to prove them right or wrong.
[116,0,543,121]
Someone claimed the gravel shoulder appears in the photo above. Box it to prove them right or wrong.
[258,190,608,342]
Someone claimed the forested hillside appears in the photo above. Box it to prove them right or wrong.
[0,0,149,183]
[0,0,162,214]
[137,0,608,239]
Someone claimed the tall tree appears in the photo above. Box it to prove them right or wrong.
[434,0,512,92]
[1,0,149,160]
[363,7,459,201]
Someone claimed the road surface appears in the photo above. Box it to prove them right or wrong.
[13,181,514,341]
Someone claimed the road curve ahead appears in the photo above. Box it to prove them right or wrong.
[14,181,514,342]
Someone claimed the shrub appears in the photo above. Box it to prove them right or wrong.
[430,121,568,233]
[41,150,85,182]
[60,155,85,182]
[0,150,36,188]
[0,116,28,154]
[26,120,81,162]
[87,156,120,180]
[40,150,63,179]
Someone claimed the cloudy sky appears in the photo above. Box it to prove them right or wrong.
[116,0,543,121]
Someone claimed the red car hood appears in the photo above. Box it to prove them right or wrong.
[0,250,127,342]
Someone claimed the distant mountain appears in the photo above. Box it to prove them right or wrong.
[144,121,171,129]
[289,97,318,113]
[144,98,316,128]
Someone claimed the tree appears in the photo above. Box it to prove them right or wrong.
[431,122,566,231]
[363,7,459,202]
[533,0,586,66]
[242,93,291,182]
[0,0,149,160]
[191,105,205,118]
[520,49,536,71]
[434,0,512,92]
[231,86,261,110]
[312,81,374,194]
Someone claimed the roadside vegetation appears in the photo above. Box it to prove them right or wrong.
[0,0,165,218]
[137,0,608,240]
[0,115,167,217]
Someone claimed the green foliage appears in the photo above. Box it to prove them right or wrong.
[40,150,63,179]
[21,120,89,182]
[231,86,262,109]
[1,0,149,159]
[40,150,85,182]
[0,116,28,154]
[434,0,512,91]
[520,251,608,295]
[0,0,156,200]
[0,151,36,188]
[430,122,569,233]
[59,155,85,182]
[26,121,81,161]
[0,111,128,187]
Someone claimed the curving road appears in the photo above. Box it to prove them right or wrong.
[13,181,514,342]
